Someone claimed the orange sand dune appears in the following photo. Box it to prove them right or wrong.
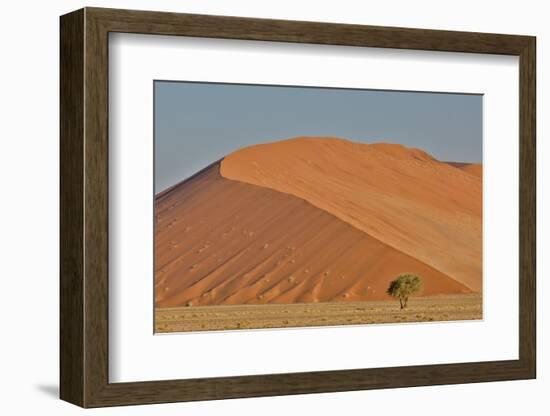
[447,161,483,178]
[221,137,482,291]
[155,164,471,308]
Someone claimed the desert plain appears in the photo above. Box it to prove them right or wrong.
[154,136,482,332]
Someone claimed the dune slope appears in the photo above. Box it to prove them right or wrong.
[447,161,483,178]
[155,164,471,308]
[221,137,482,291]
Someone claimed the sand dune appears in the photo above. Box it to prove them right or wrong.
[221,137,482,291]
[447,161,483,178]
[155,164,472,308]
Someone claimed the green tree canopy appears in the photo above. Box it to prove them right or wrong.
[386,273,423,309]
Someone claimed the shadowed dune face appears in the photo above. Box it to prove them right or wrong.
[155,164,472,308]
[221,137,482,291]
[446,161,482,178]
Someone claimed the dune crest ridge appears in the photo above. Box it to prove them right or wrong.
[446,161,483,178]
[220,136,482,291]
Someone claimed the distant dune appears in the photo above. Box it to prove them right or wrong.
[155,136,482,308]
[221,137,482,291]
[446,161,482,178]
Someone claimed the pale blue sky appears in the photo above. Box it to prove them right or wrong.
[155,81,482,192]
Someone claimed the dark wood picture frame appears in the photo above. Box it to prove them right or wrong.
[60,7,536,408]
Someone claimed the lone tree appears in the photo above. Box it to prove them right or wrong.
[386,274,423,309]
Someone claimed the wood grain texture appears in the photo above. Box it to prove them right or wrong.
[59,8,84,406]
[89,7,532,54]
[83,9,110,406]
[519,38,537,375]
[59,7,537,408]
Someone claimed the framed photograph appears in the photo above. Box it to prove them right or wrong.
[152,81,484,333]
[60,7,536,407]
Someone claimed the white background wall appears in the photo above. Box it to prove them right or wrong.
[0,0,546,414]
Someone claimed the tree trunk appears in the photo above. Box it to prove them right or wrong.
[399,298,404,309]
[404,297,408,308]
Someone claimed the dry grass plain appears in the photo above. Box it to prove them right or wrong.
[155,293,482,333]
